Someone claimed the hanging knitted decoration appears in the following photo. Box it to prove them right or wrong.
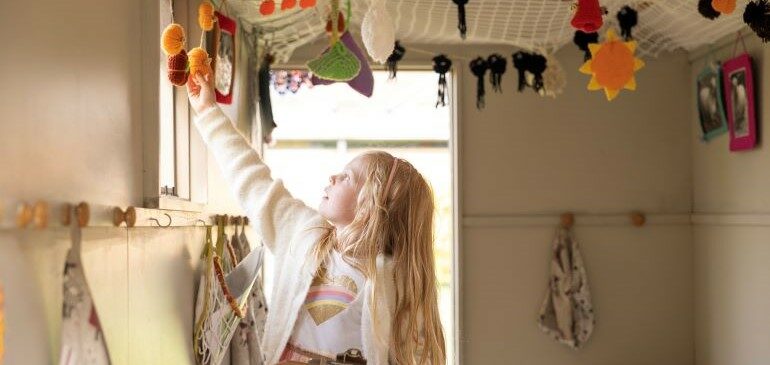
[512,51,533,92]
[199,1,216,31]
[744,0,770,42]
[325,11,346,34]
[579,29,645,101]
[311,32,374,97]
[361,0,396,63]
[168,49,190,86]
[571,0,604,33]
[487,54,507,93]
[300,0,316,9]
[698,0,721,19]
[387,41,406,79]
[307,0,361,81]
[542,55,566,98]
[161,23,186,56]
[617,6,638,41]
[258,53,277,143]
[574,30,599,61]
[260,0,276,15]
[453,0,469,39]
[281,0,297,10]
[528,53,547,94]
[469,57,489,109]
[712,0,737,14]
[433,55,452,107]
[188,47,210,78]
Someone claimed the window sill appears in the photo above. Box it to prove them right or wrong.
[144,196,205,213]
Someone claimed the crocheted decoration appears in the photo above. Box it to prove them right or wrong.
[617,6,638,40]
[712,0,736,14]
[281,0,297,10]
[470,57,489,109]
[188,47,210,78]
[571,0,604,33]
[260,0,276,15]
[453,0,469,39]
[311,32,374,97]
[574,30,599,61]
[542,55,566,98]
[300,0,316,9]
[325,11,346,33]
[744,0,770,42]
[433,55,452,107]
[161,23,186,56]
[698,0,721,19]
[487,54,507,93]
[307,41,361,81]
[168,49,190,86]
[199,1,215,31]
[579,29,645,101]
[387,41,406,79]
[361,0,396,63]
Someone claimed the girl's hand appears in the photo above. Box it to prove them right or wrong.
[187,64,216,115]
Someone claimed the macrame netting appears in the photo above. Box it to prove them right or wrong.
[227,0,753,62]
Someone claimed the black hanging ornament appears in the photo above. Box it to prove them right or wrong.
[387,41,406,79]
[469,57,489,109]
[573,30,599,61]
[528,53,547,94]
[744,0,770,42]
[617,6,638,40]
[698,0,721,20]
[453,0,469,39]
[258,53,277,144]
[433,55,452,107]
[512,51,531,92]
[487,54,507,93]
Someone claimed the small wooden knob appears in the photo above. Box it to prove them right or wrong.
[630,211,646,227]
[76,202,90,228]
[113,207,126,227]
[33,201,49,229]
[60,203,72,226]
[125,206,136,228]
[560,212,575,229]
[16,202,33,228]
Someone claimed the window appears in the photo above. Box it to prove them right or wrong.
[263,70,457,362]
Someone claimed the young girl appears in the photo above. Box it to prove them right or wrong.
[188,70,446,365]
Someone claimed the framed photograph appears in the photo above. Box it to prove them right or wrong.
[722,53,757,151]
[696,63,728,141]
[213,11,236,104]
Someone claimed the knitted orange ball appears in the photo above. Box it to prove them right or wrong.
[168,49,189,86]
[199,1,215,31]
[260,0,276,15]
[188,47,210,77]
[299,0,316,9]
[161,23,186,56]
[712,0,736,14]
[281,0,297,10]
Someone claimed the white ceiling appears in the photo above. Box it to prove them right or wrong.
[223,0,752,61]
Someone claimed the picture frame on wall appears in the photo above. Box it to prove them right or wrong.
[696,63,728,141]
[213,11,236,105]
[722,53,757,151]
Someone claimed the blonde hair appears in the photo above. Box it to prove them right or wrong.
[312,151,446,364]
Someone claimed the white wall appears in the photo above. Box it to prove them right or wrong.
[690,33,770,365]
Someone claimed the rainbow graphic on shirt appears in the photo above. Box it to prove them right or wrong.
[303,269,358,325]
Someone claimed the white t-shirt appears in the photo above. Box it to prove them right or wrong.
[287,249,366,359]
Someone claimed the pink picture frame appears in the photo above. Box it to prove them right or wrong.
[722,53,757,151]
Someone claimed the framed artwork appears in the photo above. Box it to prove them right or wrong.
[696,63,728,141]
[722,53,757,151]
[213,11,236,104]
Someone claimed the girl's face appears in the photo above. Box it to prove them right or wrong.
[319,156,365,228]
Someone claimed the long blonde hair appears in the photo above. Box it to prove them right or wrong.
[312,151,446,364]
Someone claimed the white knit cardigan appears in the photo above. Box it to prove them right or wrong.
[194,106,396,365]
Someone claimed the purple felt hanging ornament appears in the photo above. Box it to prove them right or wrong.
[311,31,374,97]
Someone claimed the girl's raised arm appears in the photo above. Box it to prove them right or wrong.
[189,72,324,258]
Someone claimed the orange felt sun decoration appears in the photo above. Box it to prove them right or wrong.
[579,29,645,101]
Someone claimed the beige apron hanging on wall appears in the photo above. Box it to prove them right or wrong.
[537,227,595,349]
[59,210,111,365]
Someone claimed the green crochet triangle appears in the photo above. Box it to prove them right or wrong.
[307,41,361,82]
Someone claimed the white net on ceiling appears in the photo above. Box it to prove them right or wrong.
[223,0,753,61]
